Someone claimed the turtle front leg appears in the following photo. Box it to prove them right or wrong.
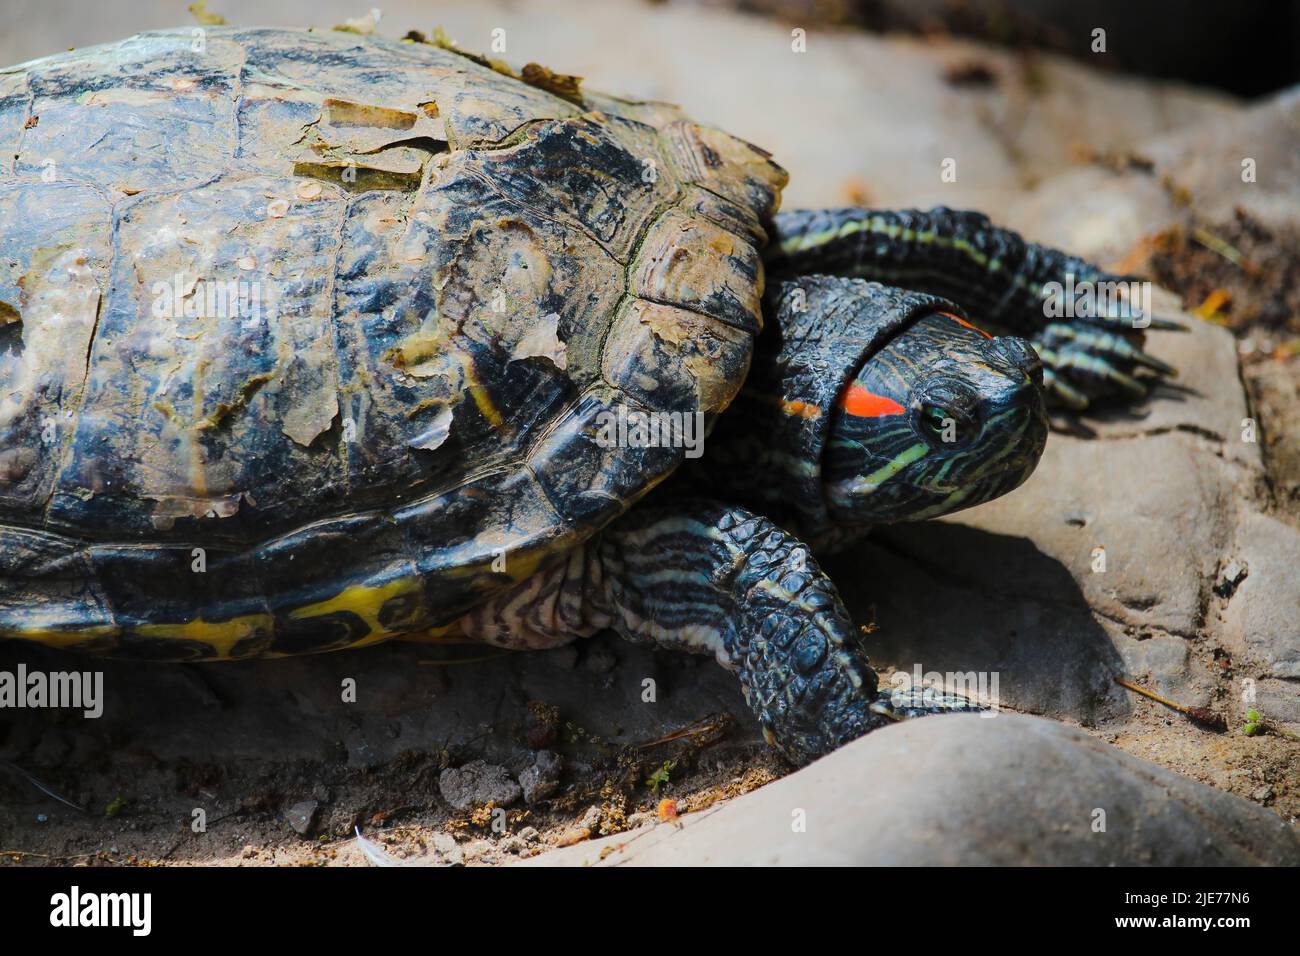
[768,207,1178,410]
[460,500,978,765]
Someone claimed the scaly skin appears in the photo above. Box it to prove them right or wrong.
[768,207,1179,409]
[462,496,985,766]
[463,277,1039,765]
[588,501,980,766]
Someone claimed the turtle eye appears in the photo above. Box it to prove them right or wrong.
[918,401,975,446]
[921,404,950,437]
[915,378,979,447]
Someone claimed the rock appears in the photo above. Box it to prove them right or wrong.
[1118,637,1203,709]
[1253,679,1300,728]
[1214,560,1249,599]
[1221,512,1300,686]
[502,826,542,854]
[1005,93,1300,269]
[438,761,522,811]
[522,715,1300,866]
[285,800,319,837]
[461,839,496,863]
[344,731,384,771]
[555,826,592,848]
[554,804,601,847]
[519,751,562,805]
[430,832,464,866]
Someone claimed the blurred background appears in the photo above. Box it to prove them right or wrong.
[4,0,1296,213]
[3,0,1299,96]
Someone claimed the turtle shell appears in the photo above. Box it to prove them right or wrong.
[0,27,786,659]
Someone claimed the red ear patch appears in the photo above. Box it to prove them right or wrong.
[939,310,992,339]
[840,383,906,417]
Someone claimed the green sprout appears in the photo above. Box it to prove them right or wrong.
[646,760,677,795]
[1242,709,1300,741]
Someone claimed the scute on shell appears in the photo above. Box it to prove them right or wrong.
[0,27,787,656]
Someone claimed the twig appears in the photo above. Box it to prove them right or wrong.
[0,848,105,862]
[0,759,87,812]
[1114,677,1227,731]
[636,714,731,750]
[1191,227,1248,269]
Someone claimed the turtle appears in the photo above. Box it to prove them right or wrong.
[0,27,1174,765]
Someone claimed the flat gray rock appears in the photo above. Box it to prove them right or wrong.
[439,761,522,811]
[525,714,1300,866]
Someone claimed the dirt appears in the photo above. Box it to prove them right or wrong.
[0,657,787,867]
[1099,670,1300,828]
[1145,208,1300,525]
[2,631,1295,867]
[0,631,797,867]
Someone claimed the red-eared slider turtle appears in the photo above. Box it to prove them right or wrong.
[0,28,1172,764]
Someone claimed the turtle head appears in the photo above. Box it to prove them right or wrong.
[824,311,1048,525]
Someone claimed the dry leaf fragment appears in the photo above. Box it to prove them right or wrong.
[188,1,226,25]
[511,312,568,370]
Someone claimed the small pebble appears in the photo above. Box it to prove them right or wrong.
[519,750,561,804]
[286,800,319,836]
[430,832,464,866]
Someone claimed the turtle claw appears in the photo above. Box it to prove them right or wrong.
[1017,250,1184,410]
[1042,365,1090,410]
[1040,323,1176,376]
[1142,316,1186,332]
[1034,319,1176,410]
[869,685,985,722]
